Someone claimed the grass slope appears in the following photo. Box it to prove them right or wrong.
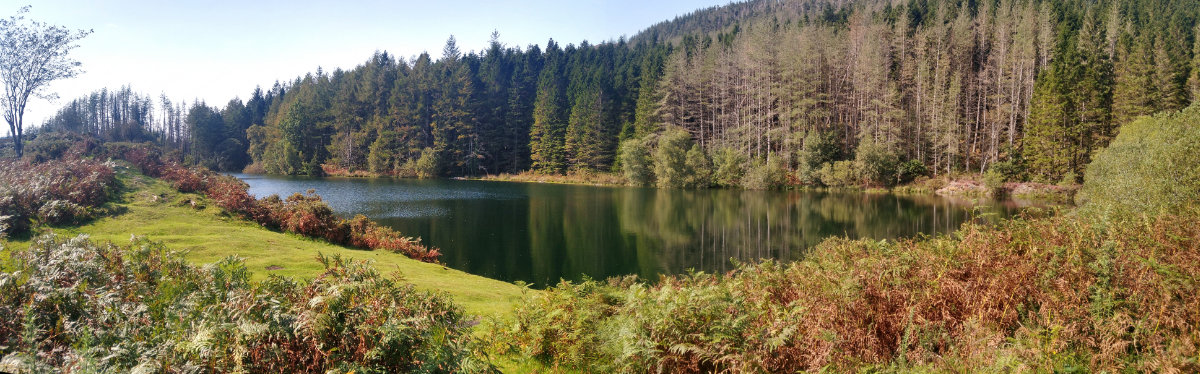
[6,165,526,318]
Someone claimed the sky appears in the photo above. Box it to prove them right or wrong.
[3,0,732,130]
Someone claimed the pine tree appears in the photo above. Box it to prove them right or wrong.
[1189,23,1200,102]
[565,88,608,170]
[530,40,568,174]
[1112,35,1157,124]
[430,36,477,176]
[1153,35,1187,112]
[1024,39,1076,182]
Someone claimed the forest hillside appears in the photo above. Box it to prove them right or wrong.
[36,0,1200,189]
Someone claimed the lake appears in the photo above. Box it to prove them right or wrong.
[233,174,1037,287]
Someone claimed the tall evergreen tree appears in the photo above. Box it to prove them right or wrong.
[1112,35,1157,124]
[529,40,568,173]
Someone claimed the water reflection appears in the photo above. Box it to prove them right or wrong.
[235,174,1033,287]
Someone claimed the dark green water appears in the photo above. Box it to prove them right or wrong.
[233,174,1035,287]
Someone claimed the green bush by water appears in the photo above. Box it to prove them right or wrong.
[1079,104,1200,216]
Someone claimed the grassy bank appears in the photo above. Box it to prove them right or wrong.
[3,165,526,318]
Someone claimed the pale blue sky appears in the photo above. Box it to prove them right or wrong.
[2,0,731,127]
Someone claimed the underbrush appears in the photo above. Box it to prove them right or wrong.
[106,143,440,262]
[0,158,118,237]
[479,170,628,186]
[490,104,1200,372]
[1006,182,1077,203]
[490,210,1200,372]
[0,235,489,373]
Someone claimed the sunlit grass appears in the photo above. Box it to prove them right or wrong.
[3,165,526,318]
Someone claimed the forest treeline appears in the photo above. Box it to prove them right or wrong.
[39,0,1200,187]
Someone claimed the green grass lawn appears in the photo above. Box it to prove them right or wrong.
[3,165,528,318]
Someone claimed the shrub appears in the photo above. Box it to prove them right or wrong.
[799,130,842,170]
[0,235,486,373]
[817,160,857,187]
[793,161,818,185]
[275,191,343,239]
[684,144,712,188]
[855,138,899,187]
[654,128,693,188]
[741,157,786,190]
[988,145,1026,182]
[414,147,439,179]
[1079,104,1200,215]
[204,175,267,220]
[21,132,99,163]
[0,195,26,236]
[711,146,747,187]
[104,142,166,175]
[895,159,928,185]
[982,168,1007,196]
[619,137,654,186]
[0,158,117,236]
[36,200,87,226]
[1058,170,1078,187]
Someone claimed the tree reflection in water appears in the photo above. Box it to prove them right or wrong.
[235,174,1040,288]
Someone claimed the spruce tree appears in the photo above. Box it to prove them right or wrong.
[1112,35,1157,124]
[529,40,568,173]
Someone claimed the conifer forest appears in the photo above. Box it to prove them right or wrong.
[40,0,1200,187]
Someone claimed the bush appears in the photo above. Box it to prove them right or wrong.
[799,130,842,170]
[684,144,712,188]
[21,132,99,163]
[619,137,654,186]
[413,147,439,179]
[0,158,118,237]
[895,159,928,185]
[0,235,486,373]
[1079,104,1200,215]
[741,157,786,190]
[855,138,899,187]
[793,161,818,185]
[711,146,747,187]
[817,160,857,187]
[988,145,1026,182]
[1058,170,1078,187]
[205,175,267,220]
[35,200,88,226]
[654,128,693,188]
[982,169,1007,196]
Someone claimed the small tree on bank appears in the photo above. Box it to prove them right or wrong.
[0,6,90,158]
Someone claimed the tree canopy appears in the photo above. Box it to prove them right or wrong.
[1,6,90,158]
[35,0,1200,187]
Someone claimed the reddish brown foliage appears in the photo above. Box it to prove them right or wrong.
[1,158,117,235]
[506,209,1200,372]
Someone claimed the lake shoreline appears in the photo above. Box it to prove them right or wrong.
[296,163,1079,204]
[236,171,1045,287]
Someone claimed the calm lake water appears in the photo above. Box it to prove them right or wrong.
[233,174,1037,287]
